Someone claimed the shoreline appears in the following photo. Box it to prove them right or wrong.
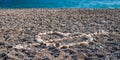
[0,8,119,10]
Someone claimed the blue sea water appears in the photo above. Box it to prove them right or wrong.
[0,0,120,8]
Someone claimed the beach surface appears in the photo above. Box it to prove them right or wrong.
[0,9,120,60]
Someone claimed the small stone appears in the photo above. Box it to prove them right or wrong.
[55,43,60,47]
[48,47,60,57]
[34,45,41,48]
[4,34,9,40]
[20,39,27,42]
[63,49,76,55]
[96,54,104,58]
[27,41,32,44]
[21,48,26,52]
[28,54,35,58]
[14,48,18,52]
[7,45,13,48]
[60,46,68,49]
[48,47,56,51]
[24,51,30,55]
[3,56,8,60]
[33,40,38,42]
[73,58,78,60]
[51,49,60,57]
[114,51,120,58]
[89,42,94,45]
[63,55,69,59]
[41,44,47,48]
[0,42,5,46]
[85,57,93,60]
[23,51,35,58]
[42,56,50,60]
[108,42,118,45]
[71,55,78,60]
[0,53,7,58]
[15,53,19,56]
[112,46,118,51]
[35,43,47,48]
[82,36,88,41]
[107,38,114,41]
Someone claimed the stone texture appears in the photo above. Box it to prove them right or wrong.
[0,9,119,60]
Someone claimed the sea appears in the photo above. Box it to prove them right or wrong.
[0,0,120,8]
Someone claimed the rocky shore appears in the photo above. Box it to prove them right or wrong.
[0,9,120,60]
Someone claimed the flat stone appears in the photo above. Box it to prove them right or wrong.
[0,42,5,46]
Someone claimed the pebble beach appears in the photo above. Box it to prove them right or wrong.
[0,9,120,60]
